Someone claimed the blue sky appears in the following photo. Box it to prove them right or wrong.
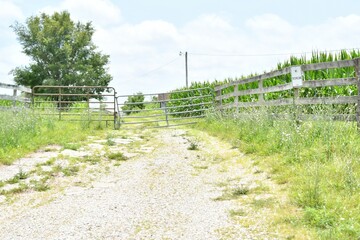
[1,0,360,95]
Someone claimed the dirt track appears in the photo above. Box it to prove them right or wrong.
[0,128,278,239]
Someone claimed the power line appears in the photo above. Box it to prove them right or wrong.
[189,47,360,57]
[134,56,180,79]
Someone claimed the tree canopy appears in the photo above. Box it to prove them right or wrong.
[11,11,112,90]
[122,92,145,115]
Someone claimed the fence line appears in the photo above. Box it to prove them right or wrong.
[0,82,32,108]
[214,58,360,129]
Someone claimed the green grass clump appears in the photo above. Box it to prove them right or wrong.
[0,183,29,195]
[214,186,250,201]
[63,143,82,151]
[107,152,128,161]
[31,179,50,192]
[196,107,360,239]
[187,141,199,150]
[61,165,80,176]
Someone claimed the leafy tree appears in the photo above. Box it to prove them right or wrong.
[122,92,145,115]
[11,11,112,96]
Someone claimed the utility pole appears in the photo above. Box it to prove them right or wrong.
[185,51,188,88]
[180,51,188,88]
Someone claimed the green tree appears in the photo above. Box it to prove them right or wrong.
[11,11,112,94]
[122,92,145,115]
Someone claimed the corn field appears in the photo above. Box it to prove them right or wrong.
[170,49,360,114]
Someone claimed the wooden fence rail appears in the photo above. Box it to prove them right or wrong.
[0,82,32,108]
[215,58,360,129]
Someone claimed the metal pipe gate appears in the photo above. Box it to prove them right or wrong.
[32,86,119,128]
[117,87,214,128]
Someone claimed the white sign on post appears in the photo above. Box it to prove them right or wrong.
[291,66,303,88]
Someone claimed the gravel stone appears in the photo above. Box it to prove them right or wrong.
[0,129,274,239]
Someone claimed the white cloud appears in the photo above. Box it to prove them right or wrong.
[296,14,360,51]
[0,0,24,23]
[245,14,295,46]
[184,14,233,33]
[246,14,293,33]
[84,12,360,95]
[41,0,121,26]
[0,0,24,41]
[0,0,27,85]
[1,4,360,97]
[62,0,121,26]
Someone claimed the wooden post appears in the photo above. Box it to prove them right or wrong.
[215,89,222,109]
[354,58,360,132]
[234,84,239,113]
[258,79,264,103]
[12,89,17,107]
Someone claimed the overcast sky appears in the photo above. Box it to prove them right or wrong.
[1,0,360,95]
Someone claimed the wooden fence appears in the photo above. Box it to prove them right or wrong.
[215,58,360,129]
[0,82,32,108]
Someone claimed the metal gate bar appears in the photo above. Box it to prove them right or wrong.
[32,86,119,128]
[117,87,214,128]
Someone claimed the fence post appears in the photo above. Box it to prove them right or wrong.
[258,79,264,103]
[12,89,17,107]
[291,66,303,125]
[354,58,360,132]
[234,84,239,113]
[215,87,222,109]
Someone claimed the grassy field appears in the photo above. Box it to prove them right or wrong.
[194,107,360,239]
[0,108,112,165]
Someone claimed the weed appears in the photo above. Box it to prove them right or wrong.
[193,165,208,170]
[214,185,250,201]
[82,156,101,165]
[229,209,247,217]
[43,158,56,166]
[6,175,21,184]
[1,183,29,195]
[106,139,116,146]
[231,186,250,196]
[19,172,29,181]
[63,143,81,151]
[252,198,274,208]
[187,140,199,150]
[32,179,50,192]
[62,165,80,176]
[107,152,128,161]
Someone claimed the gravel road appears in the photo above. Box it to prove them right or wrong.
[0,129,274,240]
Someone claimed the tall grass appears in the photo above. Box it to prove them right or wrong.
[196,107,360,239]
[0,108,107,165]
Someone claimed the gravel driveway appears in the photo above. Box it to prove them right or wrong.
[0,129,274,240]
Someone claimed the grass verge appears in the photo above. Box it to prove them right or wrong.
[194,108,360,239]
[0,110,110,165]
